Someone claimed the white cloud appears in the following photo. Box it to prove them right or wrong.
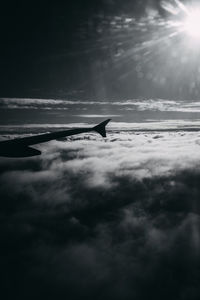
[2,130,197,190]
[2,97,200,113]
[2,119,200,134]
[1,130,200,299]
[73,114,121,118]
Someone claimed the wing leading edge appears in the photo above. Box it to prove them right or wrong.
[0,119,111,157]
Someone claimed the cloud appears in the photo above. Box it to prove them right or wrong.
[1,131,200,299]
[73,114,121,118]
[0,98,70,110]
[3,97,200,113]
[2,119,200,136]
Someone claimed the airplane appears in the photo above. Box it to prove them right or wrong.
[0,119,111,158]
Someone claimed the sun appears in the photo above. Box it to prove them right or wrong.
[162,1,200,41]
[184,9,200,39]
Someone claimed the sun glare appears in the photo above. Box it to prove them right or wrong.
[184,9,200,39]
[161,1,200,42]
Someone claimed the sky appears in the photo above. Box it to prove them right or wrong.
[1,0,200,100]
[1,97,200,128]
[1,1,200,299]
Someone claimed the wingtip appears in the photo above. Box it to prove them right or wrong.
[93,118,111,137]
[103,118,112,125]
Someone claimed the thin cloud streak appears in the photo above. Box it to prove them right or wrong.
[2,120,200,134]
[73,114,121,118]
[2,98,200,113]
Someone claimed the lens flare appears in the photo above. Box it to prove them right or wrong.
[184,9,200,39]
[161,1,200,41]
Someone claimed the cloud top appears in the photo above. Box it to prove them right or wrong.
[1,131,200,299]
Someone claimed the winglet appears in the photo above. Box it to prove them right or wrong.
[93,119,111,137]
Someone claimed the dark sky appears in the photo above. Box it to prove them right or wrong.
[0,0,200,100]
[0,0,148,99]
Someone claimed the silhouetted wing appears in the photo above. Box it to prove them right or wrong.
[0,128,91,147]
[0,119,111,147]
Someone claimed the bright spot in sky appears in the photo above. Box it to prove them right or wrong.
[161,1,200,41]
[184,9,200,39]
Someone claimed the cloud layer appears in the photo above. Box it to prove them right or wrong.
[1,131,200,299]
[3,98,200,112]
[2,98,200,129]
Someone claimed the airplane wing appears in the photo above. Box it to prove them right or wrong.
[0,119,111,157]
